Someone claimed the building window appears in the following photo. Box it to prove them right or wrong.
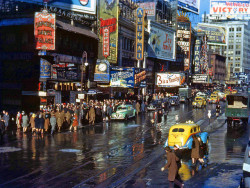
[235,68,240,72]
[237,27,242,31]
[228,45,234,49]
[229,27,234,32]
[236,51,241,55]
[236,45,241,49]
[236,64,240,67]
[236,33,242,37]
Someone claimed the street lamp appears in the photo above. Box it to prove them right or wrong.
[81,51,88,102]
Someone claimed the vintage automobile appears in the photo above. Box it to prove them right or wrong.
[207,94,219,104]
[196,92,207,100]
[147,100,162,111]
[169,96,180,106]
[192,97,206,108]
[164,120,209,150]
[111,105,136,120]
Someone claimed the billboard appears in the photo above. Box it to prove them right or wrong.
[34,10,55,51]
[134,68,146,88]
[156,73,185,87]
[148,20,175,61]
[197,24,226,45]
[178,0,200,14]
[210,0,250,17]
[194,38,202,74]
[98,0,119,64]
[138,2,156,17]
[94,59,110,83]
[192,74,209,83]
[110,67,134,88]
[136,8,145,61]
[17,0,96,14]
[40,58,51,79]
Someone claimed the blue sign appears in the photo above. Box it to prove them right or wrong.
[94,59,110,83]
[110,67,134,88]
[40,58,51,79]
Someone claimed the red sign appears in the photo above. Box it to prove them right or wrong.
[99,18,117,35]
[34,10,55,51]
[103,27,110,58]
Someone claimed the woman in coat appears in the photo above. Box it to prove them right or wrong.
[56,110,64,132]
[88,106,96,125]
[72,113,78,132]
[50,111,57,135]
[29,113,36,134]
[22,112,29,133]
[191,135,203,164]
[38,113,45,134]
[135,102,140,115]
[44,112,50,132]
[161,147,183,188]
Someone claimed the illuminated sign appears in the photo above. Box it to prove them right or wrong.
[34,10,55,50]
[40,58,51,78]
[110,67,134,88]
[134,68,146,88]
[103,27,110,58]
[156,73,185,87]
[136,7,144,61]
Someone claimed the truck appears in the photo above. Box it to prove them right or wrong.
[179,87,192,103]
[225,94,250,128]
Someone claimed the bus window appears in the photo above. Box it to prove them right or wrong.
[194,127,197,132]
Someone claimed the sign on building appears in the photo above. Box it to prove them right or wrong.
[192,74,209,83]
[136,7,145,61]
[156,73,185,87]
[110,67,134,88]
[98,0,119,64]
[40,58,51,78]
[94,59,110,83]
[138,2,156,17]
[178,0,200,14]
[148,20,175,61]
[134,68,147,88]
[34,10,56,51]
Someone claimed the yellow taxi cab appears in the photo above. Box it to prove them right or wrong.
[192,96,206,108]
[164,120,209,150]
[207,93,219,104]
[232,89,238,94]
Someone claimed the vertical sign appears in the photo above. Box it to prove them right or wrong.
[136,7,144,61]
[194,38,201,74]
[98,1,119,64]
[40,58,51,78]
[34,10,55,51]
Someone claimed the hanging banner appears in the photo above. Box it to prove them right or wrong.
[40,58,51,79]
[34,10,56,51]
[98,1,119,64]
[94,59,110,83]
[136,7,145,61]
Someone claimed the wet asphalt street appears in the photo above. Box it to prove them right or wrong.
[0,102,248,188]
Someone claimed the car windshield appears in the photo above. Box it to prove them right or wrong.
[117,107,127,111]
[211,95,217,98]
[172,128,185,132]
[195,97,202,101]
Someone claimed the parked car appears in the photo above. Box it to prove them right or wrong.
[196,92,207,100]
[169,96,180,106]
[111,105,136,120]
[164,120,209,150]
[192,96,206,108]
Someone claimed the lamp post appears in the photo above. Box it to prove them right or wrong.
[81,51,88,103]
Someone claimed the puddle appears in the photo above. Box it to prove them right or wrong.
[0,147,22,153]
[59,149,81,153]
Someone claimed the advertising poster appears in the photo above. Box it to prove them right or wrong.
[34,10,56,51]
[192,74,209,83]
[178,0,200,14]
[197,24,226,45]
[40,58,51,79]
[110,67,134,88]
[134,68,146,88]
[210,0,250,16]
[177,21,191,71]
[98,0,119,64]
[94,59,110,83]
[156,73,185,87]
[136,7,145,61]
[18,0,96,14]
[138,2,156,17]
[148,20,175,61]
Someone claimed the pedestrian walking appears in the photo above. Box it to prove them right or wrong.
[191,135,203,165]
[56,110,64,132]
[16,111,22,129]
[161,146,184,188]
[50,111,57,135]
[0,118,5,141]
[44,111,50,132]
[141,102,145,113]
[3,111,9,131]
[22,112,29,133]
[72,113,78,132]
[216,103,221,117]
[107,105,113,121]
[29,113,36,134]
[88,105,96,125]
[173,145,183,184]
[135,102,140,115]
[38,112,45,134]
[65,110,72,127]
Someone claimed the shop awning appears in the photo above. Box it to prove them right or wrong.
[56,20,98,39]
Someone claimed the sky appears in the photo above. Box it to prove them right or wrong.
[189,0,210,27]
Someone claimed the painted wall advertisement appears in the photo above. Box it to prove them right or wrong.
[136,7,145,61]
[138,2,155,17]
[18,0,96,14]
[40,58,51,79]
[210,0,250,16]
[178,0,200,14]
[148,20,175,61]
[177,22,191,71]
[197,24,226,45]
[98,0,119,64]
[156,73,185,87]
[34,10,55,51]
[94,59,110,83]
[110,67,134,88]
